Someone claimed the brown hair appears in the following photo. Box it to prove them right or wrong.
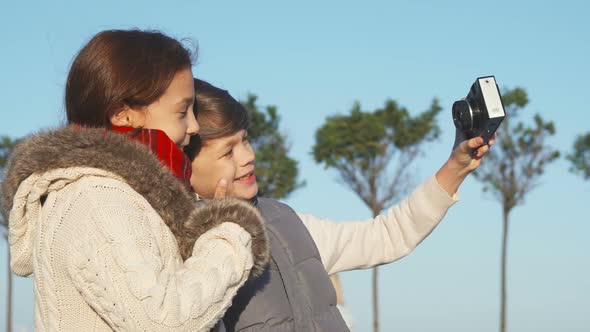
[65,29,194,127]
[185,78,249,159]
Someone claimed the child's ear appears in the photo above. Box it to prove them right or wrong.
[110,106,146,128]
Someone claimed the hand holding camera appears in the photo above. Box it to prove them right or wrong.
[436,76,504,195]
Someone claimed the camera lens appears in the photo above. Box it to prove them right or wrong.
[452,100,473,131]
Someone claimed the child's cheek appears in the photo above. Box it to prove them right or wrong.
[225,172,237,197]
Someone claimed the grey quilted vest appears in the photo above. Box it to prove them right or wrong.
[223,197,350,332]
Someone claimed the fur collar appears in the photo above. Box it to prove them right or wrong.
[1,126,268,276]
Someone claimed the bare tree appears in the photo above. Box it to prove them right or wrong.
[313,99,441,332]
[1,136,19,332]
[473,88,559,332]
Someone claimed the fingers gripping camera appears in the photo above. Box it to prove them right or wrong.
[452,76,506,144]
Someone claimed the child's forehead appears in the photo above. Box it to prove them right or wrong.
[203,129,246,148]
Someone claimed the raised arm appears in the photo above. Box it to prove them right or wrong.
[300,135,494,275]
[299,175,458,275]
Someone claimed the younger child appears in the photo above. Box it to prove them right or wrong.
[186,78,494,331]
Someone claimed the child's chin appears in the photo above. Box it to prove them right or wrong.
[234,185,258,200]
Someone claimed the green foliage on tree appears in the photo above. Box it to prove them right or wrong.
[0,136,17,172]
[312,97,442,332]
[313,98,441,215]
[568,132,590,180]
[472,87,559,332]
[241,94,305,199]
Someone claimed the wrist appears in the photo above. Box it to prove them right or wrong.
[435,157,470,196]
[447,153,470,175]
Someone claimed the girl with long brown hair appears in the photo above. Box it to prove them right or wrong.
[1,30,268,331]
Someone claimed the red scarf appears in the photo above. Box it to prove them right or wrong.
[111,126,192,187]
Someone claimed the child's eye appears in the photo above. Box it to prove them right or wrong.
[179,104,191,118]
[224,150,233,158]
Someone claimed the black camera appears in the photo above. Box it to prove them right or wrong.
[452,76,506,143]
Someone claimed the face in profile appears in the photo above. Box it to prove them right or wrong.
[115,67,199,147]
[190,129,259,200]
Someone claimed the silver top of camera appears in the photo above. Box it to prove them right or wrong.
[478,77,505,118]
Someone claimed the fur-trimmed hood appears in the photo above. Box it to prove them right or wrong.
[1,126,269,276]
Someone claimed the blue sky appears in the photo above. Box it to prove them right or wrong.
[1,1,589,331]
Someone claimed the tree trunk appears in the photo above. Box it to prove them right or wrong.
[499,207,510,332]
[372,266,379,332]
[6,246,12,332]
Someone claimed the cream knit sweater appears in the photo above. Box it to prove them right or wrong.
[298,175,459,274]
[9,168,252,331]
[2,127,270,332]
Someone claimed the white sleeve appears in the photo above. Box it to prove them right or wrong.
[67,190,253,332]
[298,175,459,275]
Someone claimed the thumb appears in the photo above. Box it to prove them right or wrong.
[213,178,228,199]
